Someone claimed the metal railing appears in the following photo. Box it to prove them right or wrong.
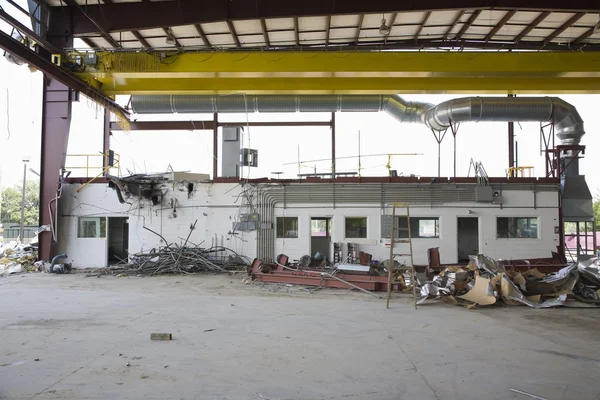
[65,152,121,192]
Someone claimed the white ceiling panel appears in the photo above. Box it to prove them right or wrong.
[137,28,166,37]
[200,22,229,35]
[268,31,296,44]
[329,28,357,40]
[331,15,360,27]
[511,11,544,25]
[265,18,294,30]
[171,25,199,37]
[233,20,262,35]
[299,16,327,31]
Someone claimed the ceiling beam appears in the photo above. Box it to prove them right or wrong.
[194,24,211,47]
[543,12,585,45]
[61,0,121,48]
[260,19,270,47]
[0,29,127,117]
[80,37,98,48]
[132,30,151,48]
[227,20,241,48]
[47,1,600,36]
[414,11,431,41]
[572,25,597,44]
[484,10,516,41]
[354,14,364,45]
[325,15,331,46]
[455,10,481,40]
[443,10,465,40]
[513,11,550,43]
[294,17,300,46]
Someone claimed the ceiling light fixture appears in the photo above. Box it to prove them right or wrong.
[165,29,176,45]
[379,18,390,35]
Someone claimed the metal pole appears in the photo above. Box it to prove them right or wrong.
[508,94,515,177]
[19,162,27,242]
[437,139,441,177]
[453,133,457,178]
[212,113,218,179]
[331,112,336,178]
[386,204,397,309]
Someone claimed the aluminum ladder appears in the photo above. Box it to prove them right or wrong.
[386,202,417,309]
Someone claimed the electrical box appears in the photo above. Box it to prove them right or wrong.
[85,52,98,68]
[241,149,258,167]
[475,186,493,202]
[233,221,256,231]
[240,213,259,223]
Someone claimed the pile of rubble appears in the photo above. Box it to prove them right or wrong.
[417,254,600,308]
[105,246,249,276]
[0,241,38,276]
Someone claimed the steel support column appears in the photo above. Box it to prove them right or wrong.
[213,113,218,179]
[331,112,336,179]
[508,94,515,177]
[39,79,73,261]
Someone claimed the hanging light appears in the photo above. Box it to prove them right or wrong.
[379,18,390,35]
[165,29,176,45]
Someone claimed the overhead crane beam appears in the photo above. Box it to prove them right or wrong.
[76,51,600,95]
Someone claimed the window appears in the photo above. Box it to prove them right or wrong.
[345,217,367,238]
[497,217,538,238]
[276,217,298,238]
[396,217,440,239]
[78,217,107,238]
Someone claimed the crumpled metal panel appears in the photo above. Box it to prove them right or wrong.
[470,254,506,276]
[503,275,567,308]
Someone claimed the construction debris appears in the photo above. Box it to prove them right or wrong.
[416,254,600,308]
[0,240,38,275]
[150,333,172,340]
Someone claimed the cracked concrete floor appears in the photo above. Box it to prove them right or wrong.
[1,273,599,400]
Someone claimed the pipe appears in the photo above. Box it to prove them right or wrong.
[131,95,585,145]
[49,253,67,273]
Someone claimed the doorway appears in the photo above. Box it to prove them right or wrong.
[108,217,129,264]
[310,217,332,262]
[457,217,478,262]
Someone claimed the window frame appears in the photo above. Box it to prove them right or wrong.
[496,217,539,239]
[276,216,299,239]
[394,217,440,239]
[345,216,368,239]
[77,217,107,238]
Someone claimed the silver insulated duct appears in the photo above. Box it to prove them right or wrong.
[130,95,585,145]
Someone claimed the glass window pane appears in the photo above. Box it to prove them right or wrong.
[345,217,367,238]
[311,219,327,237]
[277,217,298,238]
[496,217,538,238]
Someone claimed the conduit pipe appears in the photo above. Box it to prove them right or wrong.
[131,95,585,145]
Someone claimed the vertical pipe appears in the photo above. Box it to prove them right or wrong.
[453,133,456,178]
[19,162,27,242]
[437,140,441,178]
[212,113,218,179]
[576,221,580,258]
[508,94,515,177]
[103,108,111,175]
[331,112,336,179]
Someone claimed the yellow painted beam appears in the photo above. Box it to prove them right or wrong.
[75,51,600,94]
[96,77,600,95]
[87,51,600,75]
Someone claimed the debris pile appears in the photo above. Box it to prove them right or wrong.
[0,241,38,276]
[416,254,600,308]
[106,246,249,276]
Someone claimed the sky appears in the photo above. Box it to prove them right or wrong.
[0,0,599,197]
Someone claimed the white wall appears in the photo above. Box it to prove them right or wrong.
[58,182,559,268]
[274,189,560,265]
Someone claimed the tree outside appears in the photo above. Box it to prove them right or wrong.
[1,181,40,226]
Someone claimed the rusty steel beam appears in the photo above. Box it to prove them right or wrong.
[39,79,72,262]
[48,1,600,35]
[455,9,481,40]
[543,12,585,45]
[61,0,121,48]
[325,15,331,46]
[484,10,516,41]
[513,11,550,43]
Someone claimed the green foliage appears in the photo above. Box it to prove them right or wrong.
[594,191,600,229]
[1,181,39,225]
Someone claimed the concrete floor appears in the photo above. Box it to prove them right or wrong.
[0,273,599,400]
